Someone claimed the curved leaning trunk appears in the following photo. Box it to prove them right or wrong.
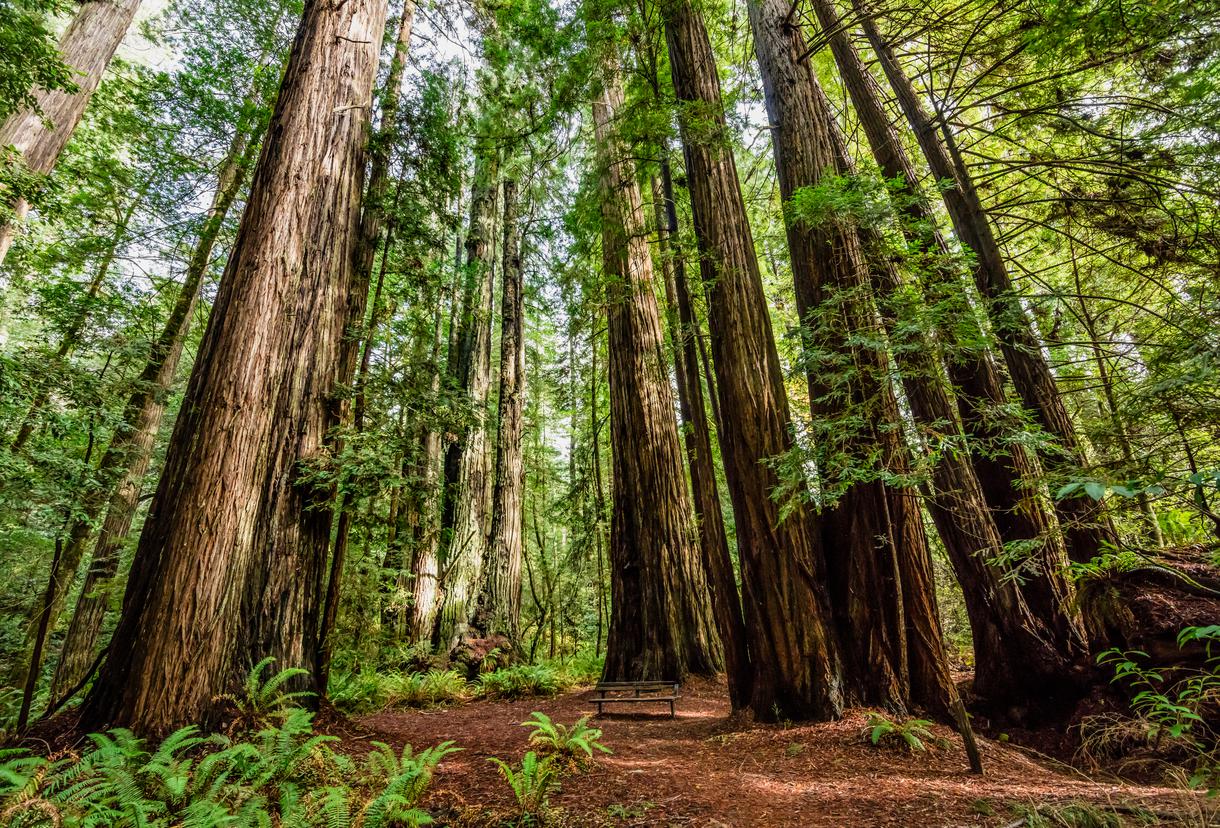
[801,0,1089,695]
[593,55,722,682]
[854,7,1119,568]
[0,0,143,265]
[80,0,389,735]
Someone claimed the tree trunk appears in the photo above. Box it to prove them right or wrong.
[317,1,416,685]
[80,0,389,734]
[661,0,842,721]
[800,0,1089,703]
[471,178,526,647]
[748,0,957,714]
[0,0,143,265]
[652,163,751,709]
[857,9,1118,565]
[45,123,261,706]
[437,150,498,649]
[593,56,721,682]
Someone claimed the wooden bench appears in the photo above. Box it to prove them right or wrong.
[591,680,679,718]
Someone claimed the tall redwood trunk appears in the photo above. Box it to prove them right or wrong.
[594,59,721,681]
[318,1,416,685]
[43,123,261,706]
[857,9,1118,566]
[471,178,526,647]
[80,0,389,734]
[437,150,498,649]
[805,2,1088,675]
[652,163,751,709]
[0,0,143,265]
[661,0,842,720]
[747,0,954,713]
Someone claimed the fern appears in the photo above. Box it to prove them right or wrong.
[489,751,558,823]
[863,712,946,753]
[520,712,611,759]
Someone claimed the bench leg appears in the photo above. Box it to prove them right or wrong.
[670,700,675,718]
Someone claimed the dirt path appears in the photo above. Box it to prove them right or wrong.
[347,679,1206,826]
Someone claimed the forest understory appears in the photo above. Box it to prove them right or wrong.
[2,0,1219,823]
[346,678,1218,827]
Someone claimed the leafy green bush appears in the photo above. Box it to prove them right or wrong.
[1088,625,1220,791]
[0,707,458,827]
[520,712,611,760]
[489,750,558,825]
[476,664,568,700]
[863,712,947,753]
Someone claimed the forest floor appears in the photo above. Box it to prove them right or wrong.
[340,678,1215,827]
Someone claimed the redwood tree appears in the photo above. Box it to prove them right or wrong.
[594,56,721,681]
[471,177,526,648]
[0,0,143,265]
[660,0,842,720]
[80,0,390,734]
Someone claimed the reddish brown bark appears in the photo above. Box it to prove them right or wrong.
[857,9,1118,566]
[80,0,389,734]
[594,58,721,681]
[661,0,843,720]
[471,178,526,647]
[0,0,142,265]
[653,162,752,710]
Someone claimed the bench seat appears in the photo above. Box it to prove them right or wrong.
[591,680,680,718]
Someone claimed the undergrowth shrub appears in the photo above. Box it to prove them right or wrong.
[0,662,459,827]
[520,712,611,761]
[862,712,947,753]
[476,665,567,700]
[489,751,558,826]
[1079,625,1220,791]
[0,708,458,827]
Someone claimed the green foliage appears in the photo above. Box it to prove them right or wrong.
[1089,626,1220,792]
[218,658,314,729]
[519,712,610,760]
[1010,801,1143,828]
[862,713,947,753]
[0,708,455,827]
[477,665,567,701]
[0,0,75,123]
[488,751,558,825]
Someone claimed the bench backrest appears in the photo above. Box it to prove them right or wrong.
[593,680,679,692]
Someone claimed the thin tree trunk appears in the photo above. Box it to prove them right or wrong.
[593,55,721,682]
[661,0,842,721]
[0,0,143,265]
[46,124,262,705]
[652,163,751,709]
[437,150,498,649]
[471,178,526,648]
[408,226,462,643]
[80,0,389,734]
[9,181,148,453]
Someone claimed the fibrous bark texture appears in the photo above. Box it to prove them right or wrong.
[662,0,842,720]
[0,0,142,265]
[594,59,722,682]
[80,0,389,734]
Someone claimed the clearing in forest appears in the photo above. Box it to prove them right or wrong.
[344,679,1206,827]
